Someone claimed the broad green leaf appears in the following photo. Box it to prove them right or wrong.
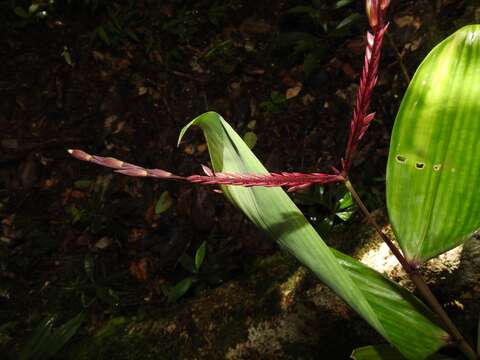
[178,112,447,359]
[155,191,173,215]
[387,25,480,262]
[195,241,206,272]
[351,345,452,360]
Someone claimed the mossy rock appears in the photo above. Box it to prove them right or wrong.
[62,217,480,359]
[63,251,366,359]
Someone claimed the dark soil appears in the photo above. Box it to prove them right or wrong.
[0,0,477,358]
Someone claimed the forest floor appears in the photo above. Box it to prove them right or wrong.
[0,0,478,358]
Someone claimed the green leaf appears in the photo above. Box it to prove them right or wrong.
[351,345,452,359]
[84,254,95,283]
[166,277,194,303]
[338,191,354,210]
[178,112,447,359]
[62,46,73,66]
[28,4,39,14]
[336,13,362,30]
[96,26,111,45]
[351,345,407,360]
[74,179,92,189]
[14,6,29,19]
[155,191,173,215]
[242,132,257,149]
[195,241,206,272]
[336,210,354,221]
[96,287,119,307]
[20,313,85,360]
[336,0,353,8]
[386,25,480,262]
[286,6,317,15]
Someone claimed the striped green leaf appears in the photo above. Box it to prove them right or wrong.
[387,25,480,262]
[179,112,447,359]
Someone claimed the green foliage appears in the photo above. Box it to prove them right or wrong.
[94,2,142,47]
[350,345,453,360]
[178,112,447,359]
[64,253,120,309]
[165,277,194,303]
[275,0,362,78]
[387,25,480,262]
[19,312,85,360]
[260,91,287,113]
[12,1,50,26]
[155,191,173,215]
[164,241,208,303]
[293,184,356,236]
[242,131,257,149]
[194,241,207,272]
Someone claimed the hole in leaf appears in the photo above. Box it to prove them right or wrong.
[415,162,425,170]
[433,164,442,171]
[396,155,407,163]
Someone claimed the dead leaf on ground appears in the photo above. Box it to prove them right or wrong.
[394,15,422,30]
[129,228,145,243]
[239,18,272,34]
[130,258,149,282]
[286,83,302,99]
[404,38,422,52]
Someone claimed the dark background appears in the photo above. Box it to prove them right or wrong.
[0,0,478,358]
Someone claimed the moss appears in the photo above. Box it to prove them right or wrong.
[63,251,308,359]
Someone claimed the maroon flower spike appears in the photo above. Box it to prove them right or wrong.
[68,149,344,192]
[342,0,390,173]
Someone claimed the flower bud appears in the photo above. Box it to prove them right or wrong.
[380,0,390,11]
[365,0,379,30]
[68,149,92,162]
[93,156,124,169]
[115,168,148,177]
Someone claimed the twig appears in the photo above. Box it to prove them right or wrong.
[345,179,478,360]
[386,32,411,85]
[167,69,207,83]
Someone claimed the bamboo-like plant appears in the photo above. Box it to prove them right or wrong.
[69,1,480,358]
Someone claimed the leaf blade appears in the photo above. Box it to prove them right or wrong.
[387,25,480,262]
[179,112,447,359]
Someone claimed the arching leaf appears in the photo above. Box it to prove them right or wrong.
[179,111,447,359]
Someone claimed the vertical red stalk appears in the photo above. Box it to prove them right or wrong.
[342,1,389,173]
